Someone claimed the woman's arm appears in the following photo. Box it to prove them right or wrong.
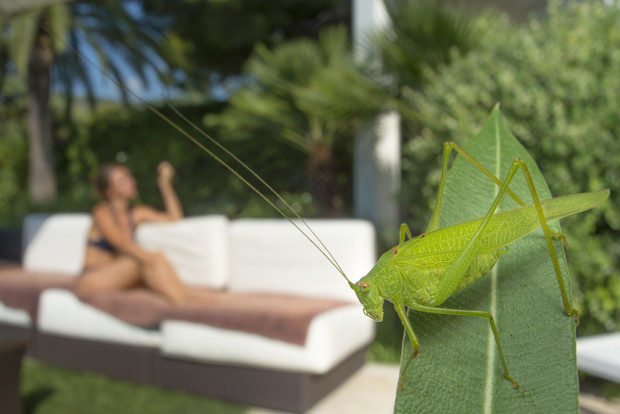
[135,161,183,224]
[157,161,183,220]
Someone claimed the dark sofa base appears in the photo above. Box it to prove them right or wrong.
[0,323,36,355]
[35,332,159,384]
[153,345,368,413]
[0,323,368,412]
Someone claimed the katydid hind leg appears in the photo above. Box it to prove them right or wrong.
[426,142,525,235]
[443,143,568,243]
[399,223,413,244]
[426,143,453,233]
[394,304,420,391]
[447,142,526,207]
[435,158,526,305]
[516,161,577,317]
[441,144,576,316]
[411,303,521,389]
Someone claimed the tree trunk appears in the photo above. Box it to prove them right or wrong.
[307,143,344,217]
[27,15,56,203]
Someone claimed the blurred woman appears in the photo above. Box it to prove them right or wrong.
[75,161,190,305]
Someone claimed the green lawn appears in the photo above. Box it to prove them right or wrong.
[21,358,248,414]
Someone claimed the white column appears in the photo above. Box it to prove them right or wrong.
[352,0,401,240]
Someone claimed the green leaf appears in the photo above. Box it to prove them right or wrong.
[8,9,40,78]
[395,106,578,413]
[48,5,70,53]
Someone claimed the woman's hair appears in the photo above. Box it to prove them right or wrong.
[95,164,119,196]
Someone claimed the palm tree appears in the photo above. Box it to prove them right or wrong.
[5,6,66,202]
[4,1,173,203]
[208,26,390,217]
[300,0,482,124]
[375,0,482,93]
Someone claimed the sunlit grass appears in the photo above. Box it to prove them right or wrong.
[21,358,247,414]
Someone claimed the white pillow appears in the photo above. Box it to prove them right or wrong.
[227,219,376,302]
[136,216,229,289]
[23,213,92,276]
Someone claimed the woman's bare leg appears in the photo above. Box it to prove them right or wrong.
[75,256,142,296]
[141,253,189,305]
[77,253,190,305]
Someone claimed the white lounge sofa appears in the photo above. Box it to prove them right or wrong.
[0,213,377,412]
[577,333,620,383]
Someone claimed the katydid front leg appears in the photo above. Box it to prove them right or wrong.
[394,304,420,391]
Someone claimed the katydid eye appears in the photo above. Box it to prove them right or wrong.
[360,281,370,290]
[392,247,398,256]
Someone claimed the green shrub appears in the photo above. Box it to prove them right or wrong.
[401,1,620,335]
[66,101,314,219]
[0,97,29,228]
[0,100,315,230]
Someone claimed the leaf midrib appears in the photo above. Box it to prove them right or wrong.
[483,114,502,413]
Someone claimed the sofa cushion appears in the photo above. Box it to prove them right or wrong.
[37,289,161,347]
[76,287,348,346]
[23,214,91,276]
[22,214,230,288]
[0,301,30,327]
[162,292,349,346]
[227,219,376,302]
[160,305,375,374]
[136,216,229,289]
[79,288,170,327]
[0,267,74,325]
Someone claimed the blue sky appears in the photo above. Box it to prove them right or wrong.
[55,1,184,104]
[75,56,176,103]
[67,41,231,104]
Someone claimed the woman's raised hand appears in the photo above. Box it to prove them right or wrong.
[157,161,175,185]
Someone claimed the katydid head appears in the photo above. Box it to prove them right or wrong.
[352,277,384,322]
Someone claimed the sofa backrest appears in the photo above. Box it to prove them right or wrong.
[136,216,229,289]
[22,214,230,288]
[21,214,377,301]
[23,213,92,275]
[227,219,376,303]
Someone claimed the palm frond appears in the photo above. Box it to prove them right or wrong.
[377,0,482,88]
[296,62,392,125]
[316,24,349,63]
[66,28,95,110]
[7,9,41,78]
[246,40,324,95]
[47,4,70,54]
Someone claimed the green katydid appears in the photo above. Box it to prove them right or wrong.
[158,104,608,393]
[349,141,608,391]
